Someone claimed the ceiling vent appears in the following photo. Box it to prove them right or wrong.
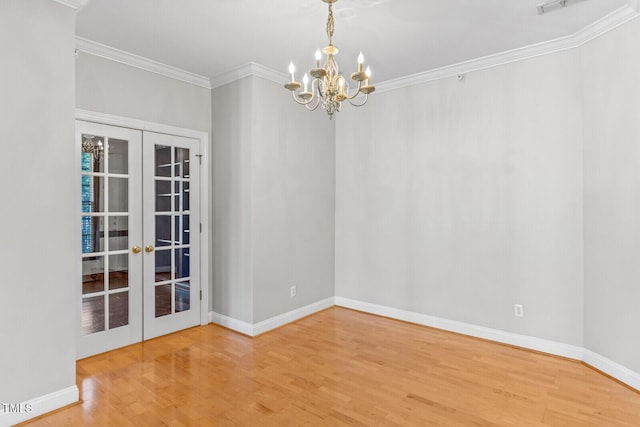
[537,0,587,14]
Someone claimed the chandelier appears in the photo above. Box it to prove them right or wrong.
[81,135,105,160]
[284,0,375,119]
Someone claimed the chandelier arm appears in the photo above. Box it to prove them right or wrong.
[304,81,321,110]
[290,90,313,106]
[347,93,369,107]
[343,87,362,101]
[305,97,322,111]
[312,77,321,94]
[341,80,365,100]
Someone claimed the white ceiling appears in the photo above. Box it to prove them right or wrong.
[76,0,630,84]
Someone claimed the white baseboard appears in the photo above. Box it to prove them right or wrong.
[209,296,640,392]
[335,297,640,391]
[253,297,335,336]
[583,350,640,391]
[0,385,79,427]
[208,312,254,336]
[209,297,335,337]
[334,297,584,360]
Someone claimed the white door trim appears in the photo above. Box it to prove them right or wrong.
[75,109,210,328]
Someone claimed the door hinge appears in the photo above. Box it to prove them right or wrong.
[200,223,202,233]
[200,290,202,301]
[195,154,203,165]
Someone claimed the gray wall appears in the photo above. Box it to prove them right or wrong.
[211,76,335,324]
[582,18,640,372]
[76,53,211,132]
[211,77,255,322]
[335,50,586,346]
[0,0,77,402]
[251,77,335,322]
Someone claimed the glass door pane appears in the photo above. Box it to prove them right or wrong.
[80,133,130,334]
[153,145,191,318]
[77,121,142,359]
[143,132,200,340]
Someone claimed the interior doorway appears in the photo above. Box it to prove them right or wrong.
[76,118,208,359]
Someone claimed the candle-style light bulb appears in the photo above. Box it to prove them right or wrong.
[303,73,309,92]
[358,51,364,72]
[338,76,346,96]
[365,66,371,86]
[315,49,322,68]
[288,62,296,82]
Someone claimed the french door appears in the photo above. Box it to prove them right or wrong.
[142,132,200,340]
[77,121,200,358]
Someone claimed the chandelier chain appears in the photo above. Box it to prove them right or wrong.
[326,2,334,45]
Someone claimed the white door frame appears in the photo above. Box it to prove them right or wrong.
[75,109,210,339]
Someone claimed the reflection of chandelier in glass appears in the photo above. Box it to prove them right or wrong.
[81,135,104,160]
[284,0,375,119]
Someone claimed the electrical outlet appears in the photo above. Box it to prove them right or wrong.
[290,286,297,297]
[514,304,524,318]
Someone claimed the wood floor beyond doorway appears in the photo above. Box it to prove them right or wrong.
[22,307,640,426]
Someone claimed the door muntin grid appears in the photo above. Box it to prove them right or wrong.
[81,135,130,335]
[154,145,191,318]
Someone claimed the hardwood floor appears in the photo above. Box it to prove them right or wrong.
[22,307,640,426]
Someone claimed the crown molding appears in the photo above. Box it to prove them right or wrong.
[375,4,640,94]
[210,3,639,91]
[573,2,640,44]
[72,1,639,92]
[210,62,288,90]
[75,37,211,89]
[50,0,87,9]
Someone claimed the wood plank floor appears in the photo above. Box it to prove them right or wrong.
[21,307,640,426]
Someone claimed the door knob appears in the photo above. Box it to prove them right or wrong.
[132,246,141,254]
[145,245,155,253]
